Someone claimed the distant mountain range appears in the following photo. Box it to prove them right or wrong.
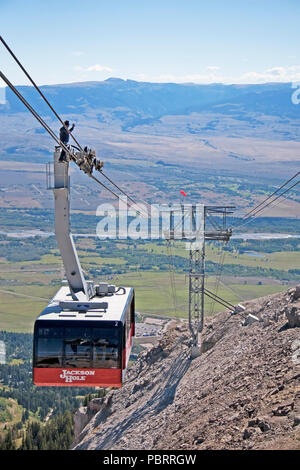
[1,78,300,213]
[1,78,299,126]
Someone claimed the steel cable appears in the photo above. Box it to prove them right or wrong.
[0,70,138,205]
[1,35,151,217]
[233,172,300,230]
[0,70,70,153]
[239,171,300,221]
[234,179,300,231]
[166,241,178,315]
[0,35,84,152]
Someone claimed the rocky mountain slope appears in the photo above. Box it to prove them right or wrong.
[73,286,300,450]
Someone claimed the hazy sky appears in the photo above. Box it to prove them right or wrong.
[1,0,300,86]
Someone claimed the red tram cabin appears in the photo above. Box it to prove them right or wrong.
[33,286,135,387]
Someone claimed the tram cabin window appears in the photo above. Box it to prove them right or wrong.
[34,321,122,369]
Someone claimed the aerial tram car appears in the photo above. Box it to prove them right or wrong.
[33,148,135,387]
[1,34,252,385]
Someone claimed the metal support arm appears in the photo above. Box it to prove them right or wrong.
[53,149,91,299]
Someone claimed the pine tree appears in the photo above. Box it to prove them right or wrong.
[2,429,16,450]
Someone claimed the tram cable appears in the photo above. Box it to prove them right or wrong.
[1,36,150,218]
[219,279,246,303]
[0,70,149,215]
[233,171,300,230]
[208,244,226,317]
[0,35,84,152]
[233,179,300,231]
[0,71,70,152]
[1,69,127,204]
[99,170,151,218]
[166,240,178,315]
[245,179,299,219]
[239,171,300,221]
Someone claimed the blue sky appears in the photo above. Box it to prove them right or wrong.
[1,0,300,86]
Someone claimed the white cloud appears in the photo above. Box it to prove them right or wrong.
[71,51,84,57]
[206,66,220,71]
[133,65,300,84]
[151,72,223,84]
[74,64,113,73]
[238,66,300,83]
[135,73,148,81]
[0,86,6,105]
[86,64,113,73]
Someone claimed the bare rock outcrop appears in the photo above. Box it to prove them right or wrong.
[73,398,104,443]
[284,286,300,328]
[72,286,300,451]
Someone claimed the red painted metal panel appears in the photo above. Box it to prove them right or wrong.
[122,324,134,369]
[33,367,122,387]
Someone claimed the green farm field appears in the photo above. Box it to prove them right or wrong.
[0,266,288,332]
[117,272,287,318]
[0,236,297,332]
[144,242,300,271]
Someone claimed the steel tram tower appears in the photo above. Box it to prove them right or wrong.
[165,204,243,356]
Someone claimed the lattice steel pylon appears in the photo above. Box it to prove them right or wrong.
[188,244,205,347]
[189,206,234,351]
[165,204,234,354]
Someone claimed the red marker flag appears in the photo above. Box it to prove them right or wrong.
[180,190,187,197]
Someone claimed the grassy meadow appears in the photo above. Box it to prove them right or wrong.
[0,238,292,331]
